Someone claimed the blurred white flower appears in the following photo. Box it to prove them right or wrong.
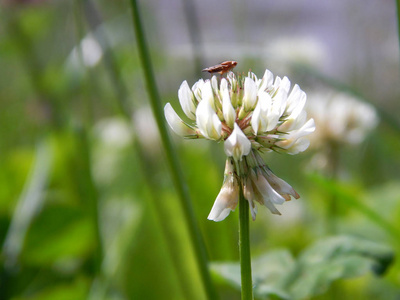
[95,118,132,148]
[307,91,379,147]
[264,36,327,73]
[68,34,103,69]
[164,68,315,221]
[92,118,132,185]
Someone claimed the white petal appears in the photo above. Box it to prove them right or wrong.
[276,118,315,149]
[286,84,306,119]
[220,78,228,91]
[196,100,222,140]
[178,81,197,120]
[224,123,251,161]
[243,177,257,221]
[208,170,239,222]
[192,79,205,102]
[251,175,281,215]
[248,199,257,221]
[285,137,311,155]
[263,167,299,199]
[243,77,258,111]
[211,75,219,92]
[251,92,271,134]
[222,88,236,128]
[279,76,291,94]
[278,109,308,133]
[202,80,216,111]
[271,86,288,117]
[164,103,197,137]
[251,170,286,205]
[259,69,274,92]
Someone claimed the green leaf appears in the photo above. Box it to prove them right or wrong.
[14,277,89,300]
[21,203,94,266]
[212,249,294,299]
[211,236,393,299]
[286,236,393,299]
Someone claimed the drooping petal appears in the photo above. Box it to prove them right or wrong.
[251,172,281,215]
[164,103,198,137]
[224,123,251,161]
[243,77,258,111]
[248,199,257,221]
[208,159,239,222]
[251,169,286,207]
[207,185,238,221]
[262,166,300,200]
[243,176,257,220]
[196,99,222,140]
[178,81,197,120]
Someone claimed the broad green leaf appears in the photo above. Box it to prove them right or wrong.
[21,203,94,266]
[212,235,393,299]
[286,236,393,299]
[13,277,89,300]
[212,249,294,299]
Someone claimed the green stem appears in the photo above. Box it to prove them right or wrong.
[128,1,217,299]
[239,186,253,300]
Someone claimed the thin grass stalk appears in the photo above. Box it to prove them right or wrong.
[81,1,215,298]
[128,0,217,299]
[238,185,253,300]
[6,7,104,277]
[397,0,400,64]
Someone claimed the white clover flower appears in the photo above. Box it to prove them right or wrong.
[307,91,379,147]
[164,68,315,221]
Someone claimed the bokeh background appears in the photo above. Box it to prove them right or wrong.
[0,0,399,299]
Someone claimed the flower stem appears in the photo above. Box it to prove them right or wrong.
[239,185,253,300]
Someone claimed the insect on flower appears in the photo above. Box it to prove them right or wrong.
[202,61,238,75]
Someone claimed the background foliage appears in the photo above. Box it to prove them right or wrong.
[0,0,399,299]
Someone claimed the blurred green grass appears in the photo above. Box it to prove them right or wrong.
[1,1,400,299]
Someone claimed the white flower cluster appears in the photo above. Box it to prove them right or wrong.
[307,91,378,147]
[164,69,315,221]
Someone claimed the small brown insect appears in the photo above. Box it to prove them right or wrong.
[202,61,238,75]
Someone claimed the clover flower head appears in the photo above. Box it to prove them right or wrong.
[164,68,315,221]
[307,91,378,147]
